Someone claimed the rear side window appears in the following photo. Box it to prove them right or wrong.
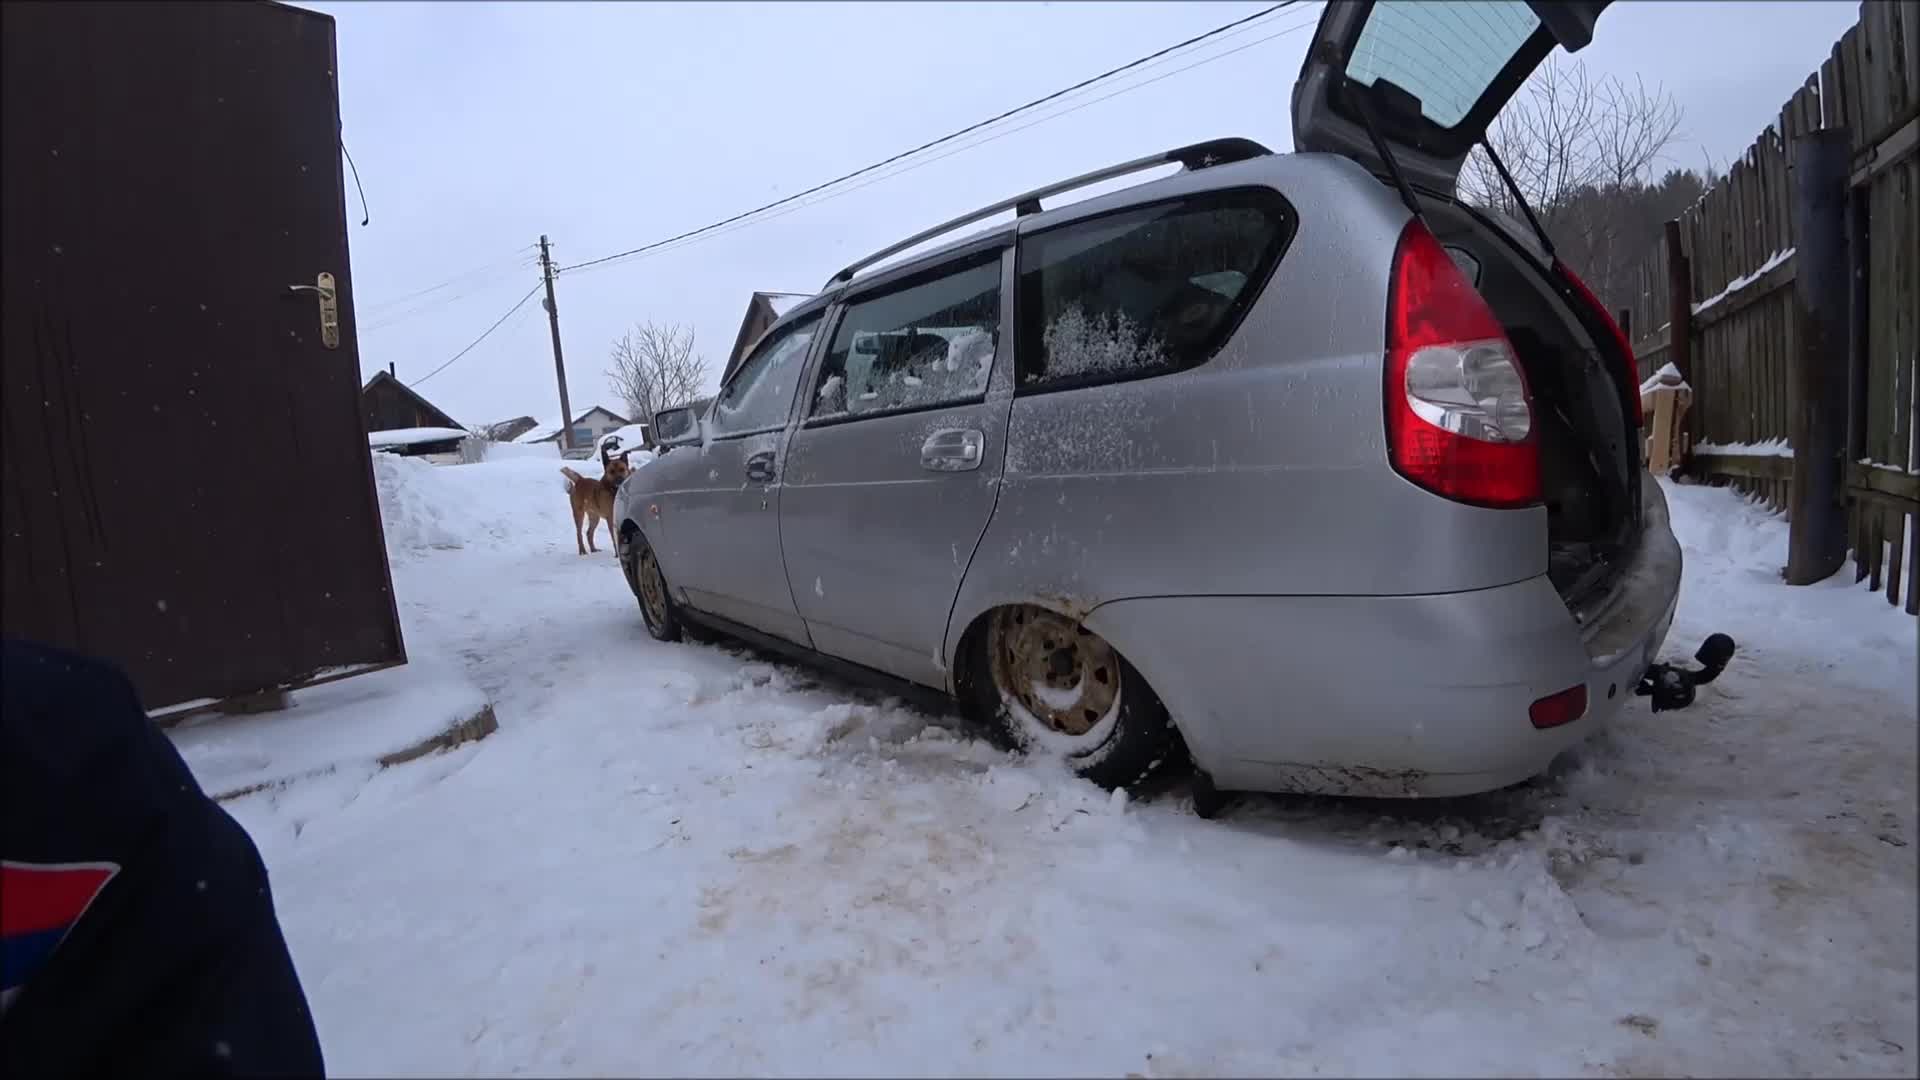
[808,253,1001,421]
[1015,188,1293,392]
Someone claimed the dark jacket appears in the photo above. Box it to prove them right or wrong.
[1,640,324,1077]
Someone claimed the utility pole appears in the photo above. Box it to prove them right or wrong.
[538,234,575,453]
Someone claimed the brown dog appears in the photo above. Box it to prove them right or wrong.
[560,450,632,555]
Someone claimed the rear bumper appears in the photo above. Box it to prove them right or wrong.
[1083,481,1682,798]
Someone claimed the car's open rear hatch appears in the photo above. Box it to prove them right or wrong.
[1290,0,1613,196]
[1293,0,1644,616]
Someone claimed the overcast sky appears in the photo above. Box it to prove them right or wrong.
[302,0,1860,430]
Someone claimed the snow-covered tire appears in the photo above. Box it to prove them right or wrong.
[622,528,704,644]
[960,605,1176,791]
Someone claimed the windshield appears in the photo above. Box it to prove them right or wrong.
[1344,0,1541,129]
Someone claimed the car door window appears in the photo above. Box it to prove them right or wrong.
[709,315,820,437]
[807,253,1001,421]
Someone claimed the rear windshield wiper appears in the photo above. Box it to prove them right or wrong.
[1477,136,1556,259]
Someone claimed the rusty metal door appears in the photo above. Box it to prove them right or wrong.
[2,1,405,709]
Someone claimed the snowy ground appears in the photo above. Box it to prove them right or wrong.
[215,455,1917,1078]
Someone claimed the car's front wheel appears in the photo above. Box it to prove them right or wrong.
[961,605,1177,791]
[622,527,704,643]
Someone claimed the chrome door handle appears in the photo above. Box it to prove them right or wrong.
[921,428,984,472]
[745,450,777,483]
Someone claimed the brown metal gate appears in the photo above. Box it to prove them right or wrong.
[2,1,406,709]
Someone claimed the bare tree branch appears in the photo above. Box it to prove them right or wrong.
[606,322,709,442]
[1460,55,1691,314]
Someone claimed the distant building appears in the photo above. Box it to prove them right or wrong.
[367,426,472,461]
[561,405,628,450]
[722,291,812,386]
[482,416,540,443]
[361,367,462,433]
[512,405,632,458]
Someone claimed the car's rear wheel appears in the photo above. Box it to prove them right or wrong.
[964,605,1176,791]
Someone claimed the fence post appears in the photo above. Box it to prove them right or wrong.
[1845,176,1870,468]
[1662,220,1693,462]
[1784,127,1852,586]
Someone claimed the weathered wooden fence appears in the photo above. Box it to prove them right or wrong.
[1627,1,1918,613]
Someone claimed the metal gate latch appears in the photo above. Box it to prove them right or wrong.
[287,272,340,349]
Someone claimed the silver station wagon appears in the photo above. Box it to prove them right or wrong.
[617,0,1687,808]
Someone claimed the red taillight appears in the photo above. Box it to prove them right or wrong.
[1554,260,1641,426]
[1529,684,1589,729]
[1384,221,1541,509]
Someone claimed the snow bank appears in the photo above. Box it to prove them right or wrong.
[481,440,560,462]
[171,658,491,799]
[372,453,581,558]
[1658,475,1915,698]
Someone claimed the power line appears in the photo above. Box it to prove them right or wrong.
[551,5,1323,277]
[409,280,543,388]
[361,263,541,333]
[361,248,539,315]
[555,0,1305,277]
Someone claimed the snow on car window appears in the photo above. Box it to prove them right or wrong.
[809,254,1000,420]
[1017,191,1291,388]
[1040,306,1168,378]
[712,317,818,435]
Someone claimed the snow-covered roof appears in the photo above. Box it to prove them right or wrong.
[513,422,562,445]
[368,426,468,449]
[572,404,630,424]
[765,292,812,317]
[509,407,641,447]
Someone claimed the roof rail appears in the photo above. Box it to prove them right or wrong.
[822,137,1271,291]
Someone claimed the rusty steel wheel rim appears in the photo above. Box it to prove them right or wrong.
[637,545,670,629]
[988,606,1121,738]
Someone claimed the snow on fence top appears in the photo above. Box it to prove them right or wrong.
[368,426,469,449]
[1639,362,1689,396]
[1690,247,1794,317]
[1693,437,1792,459]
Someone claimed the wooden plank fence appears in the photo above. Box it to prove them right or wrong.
[1627,1,1918,614]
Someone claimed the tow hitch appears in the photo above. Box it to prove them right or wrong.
[1636,633,1737,712]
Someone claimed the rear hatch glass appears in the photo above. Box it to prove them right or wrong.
[1345,3,1540,130]
[1291,1,1611,194]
